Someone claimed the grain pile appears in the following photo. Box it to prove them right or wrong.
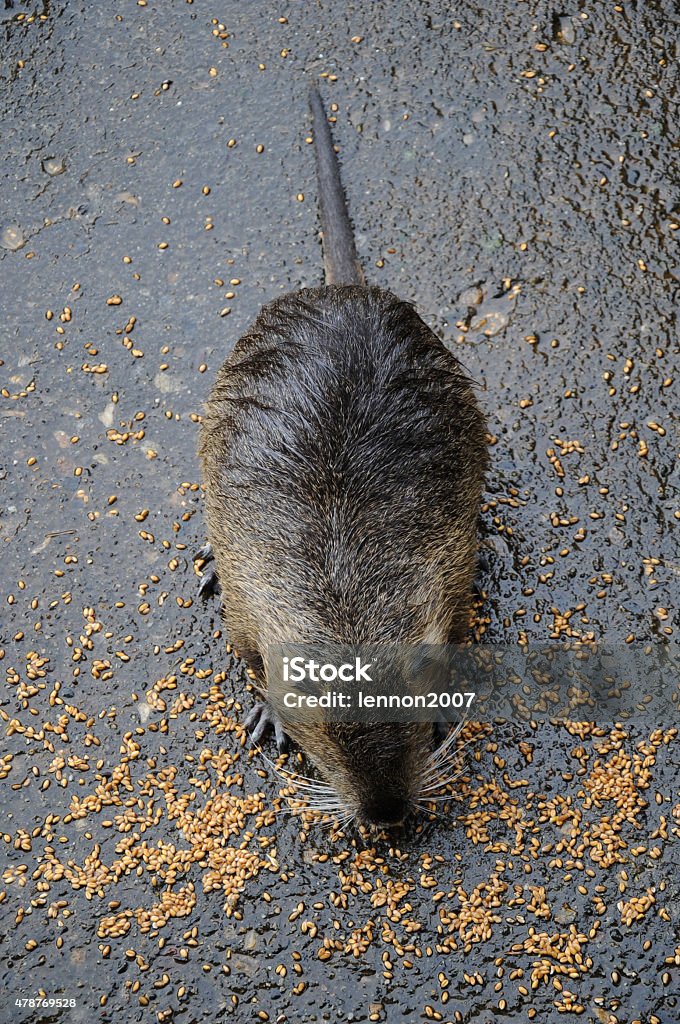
[2,633,677,1020]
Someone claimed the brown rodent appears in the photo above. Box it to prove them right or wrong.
[197,86,488,827]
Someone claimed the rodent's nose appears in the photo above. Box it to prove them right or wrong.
[361,794,409,828]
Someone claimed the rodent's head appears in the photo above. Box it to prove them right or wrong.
[285,718,435,828]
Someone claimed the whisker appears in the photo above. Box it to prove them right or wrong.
[282,799,343,822]
[254,746,335,795]
[329,812,355,837]
[429,714,468,750]
[435,714,468,738]
[301,803,345,814]
[272,785,351,827]
[419,748,470,794]
[278,779,334,793]
[422,755,467,783]
[245,747,354,831]
[412,801,451,823]
[324,814,348,831]
[420,728,484,793]
[426,720,478,768]
[417,792,458,803]
[263,767,323,789]
[275,768,332,787]
[420,763,468,794]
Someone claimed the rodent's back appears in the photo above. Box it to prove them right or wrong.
[199,284,487,656]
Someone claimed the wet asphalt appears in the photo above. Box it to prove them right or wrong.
[1,2,678,1023]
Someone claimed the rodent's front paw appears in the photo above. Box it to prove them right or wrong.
[244,701,290,752]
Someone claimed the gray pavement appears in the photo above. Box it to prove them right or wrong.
[1,2,678,1023]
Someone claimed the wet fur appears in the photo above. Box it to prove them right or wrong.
[198,284,488,818]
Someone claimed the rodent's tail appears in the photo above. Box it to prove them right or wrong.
[309,85,365,286]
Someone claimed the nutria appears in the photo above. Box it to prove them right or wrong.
[197,86,488,827]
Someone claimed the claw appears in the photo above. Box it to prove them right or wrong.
[194,542,220,599]
[195,542,213,563]
[244,701,290,753]
[197,563,221,600]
